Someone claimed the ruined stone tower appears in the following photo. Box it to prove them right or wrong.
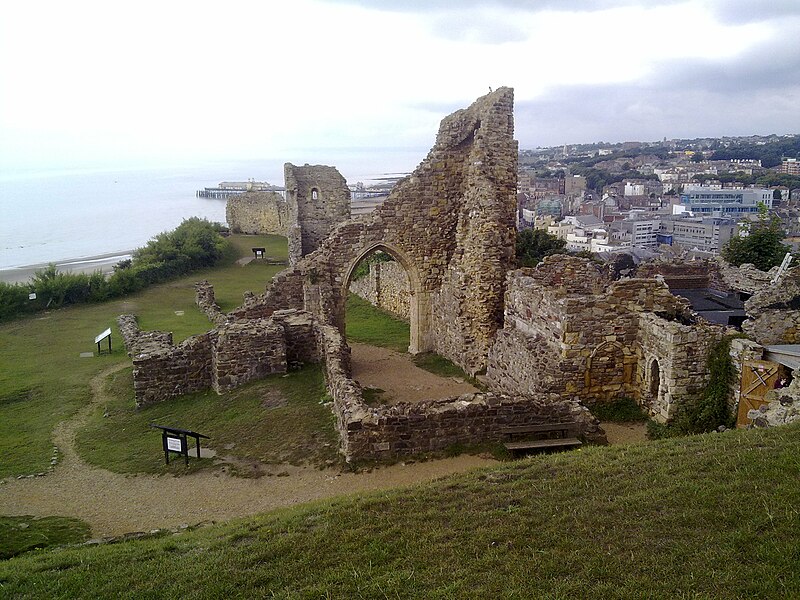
[285,164,351,266]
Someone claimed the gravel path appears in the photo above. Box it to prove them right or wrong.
[0,364,496,536]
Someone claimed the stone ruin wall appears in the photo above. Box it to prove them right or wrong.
[314,312,604,460]
[117,310,316,407]
[486,255,727,420]
[637,312,725,420]
[226,191,288,235]
[742,266,800,345]
[223,88,518,376]
[347,260,411,321]
[285,164,351,266]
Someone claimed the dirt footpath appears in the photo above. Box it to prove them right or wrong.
[0,364,496,537]
[602,422,648,444]
[350,342,478,404]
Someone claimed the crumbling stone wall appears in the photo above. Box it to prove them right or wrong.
[195,280,226,325]
[285,164,351,266]
[211,320,287,393]
[742,266,800,345]
[748,376,800,428]
[234,89,517,375]
[486,255,726,417]
[717,260,776,294]
[131,333,214,407]
[348,260,411,321]
[118,308,317,407]
[226,191,288,235]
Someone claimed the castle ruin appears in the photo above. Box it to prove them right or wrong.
[119,87,800,460]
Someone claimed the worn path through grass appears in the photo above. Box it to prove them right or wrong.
[0,365,496,536]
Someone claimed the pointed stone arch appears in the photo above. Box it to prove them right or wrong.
[342,241,432,354]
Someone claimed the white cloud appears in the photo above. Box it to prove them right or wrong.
[0,0,795,169]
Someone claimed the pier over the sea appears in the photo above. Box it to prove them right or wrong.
[197,181,286,199]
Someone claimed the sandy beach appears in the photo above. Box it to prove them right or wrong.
[0,251,133,284]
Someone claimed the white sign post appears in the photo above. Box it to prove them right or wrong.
[94,327,112,355]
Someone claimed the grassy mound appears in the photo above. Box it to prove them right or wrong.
[1,424,798,597]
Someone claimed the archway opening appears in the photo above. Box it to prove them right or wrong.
[649,358,661,399]
[345,248,411,353]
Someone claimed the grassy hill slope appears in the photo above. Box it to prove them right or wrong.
[2,423,798,599]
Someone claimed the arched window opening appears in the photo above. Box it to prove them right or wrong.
[649,358,661,399]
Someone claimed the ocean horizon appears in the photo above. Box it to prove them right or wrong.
[0,151,423,273]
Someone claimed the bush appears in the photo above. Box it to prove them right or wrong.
[516,229,566,267]
[0,282,34,321]
[591,398,648,422]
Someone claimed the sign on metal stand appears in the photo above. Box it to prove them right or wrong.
[150,424,209,465]
[94,328,112,354]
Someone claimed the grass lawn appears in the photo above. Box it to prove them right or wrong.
[0,516,91,560]
[1,424,798,597]
[0,234,287,479]
[345,293,409,352]
[75,364,338,475]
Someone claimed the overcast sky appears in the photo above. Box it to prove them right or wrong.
[1,0,799,172]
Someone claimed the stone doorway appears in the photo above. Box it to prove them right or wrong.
[342,242,430,354]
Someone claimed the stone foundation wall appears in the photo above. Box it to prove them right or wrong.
[348,260,410,320]
[742,266,800,345]
[311,318,604,461]
[119,305,318,407]
[226,191,288,235]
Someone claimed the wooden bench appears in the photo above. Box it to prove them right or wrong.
[501,422,582,455]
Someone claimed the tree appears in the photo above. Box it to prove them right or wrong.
[516,229,566,267]
[721,204,789,271]
[690,151,704,163]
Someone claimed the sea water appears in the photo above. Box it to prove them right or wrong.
[0,151,421,271]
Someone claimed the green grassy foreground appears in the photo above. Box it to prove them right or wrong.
[0,235,287,479]
[0,517,90,560]
[2,424,799,598]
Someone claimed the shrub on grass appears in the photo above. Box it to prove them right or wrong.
[0,282,33,321]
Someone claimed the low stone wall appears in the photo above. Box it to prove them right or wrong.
[344,393,604,460]
[748,376,800,428]
[226,191,287,235]
[348,260,410,320]
[117,314,173,356]
[119,304,319,407]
